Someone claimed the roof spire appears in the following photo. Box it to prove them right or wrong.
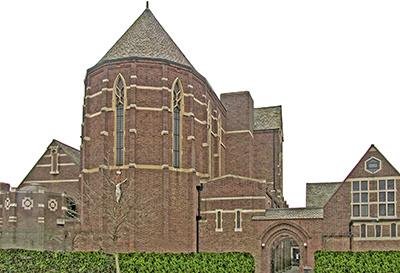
[146,1,149,9]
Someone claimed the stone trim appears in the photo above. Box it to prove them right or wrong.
[85,90,103,99]
[225,130,254,138]
[22,179,79,183]
[36,163,76,167]
[83,165,208,177]
[202,196,265,201]
[207,174,268,183]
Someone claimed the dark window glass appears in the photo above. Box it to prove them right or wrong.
[361,224,366,237]
[116,78,124,166]
[353,181,359,191]
[388,192,395,202]
[361,205,368,217]
[388,180,395,190]
[379,192,386,202]
[353,193,360,203]
[361,181,368,191]
[65,197,78,219]
[236,211,241,229]
[379,180,386,190]
[379,204,386,216]
[173,84,181,168]
[353,205,360,217]
[217,211,222,229]
[391,224,397,237]
[361,193,368,203]
[388,204,395,216]
[376,225,381,237]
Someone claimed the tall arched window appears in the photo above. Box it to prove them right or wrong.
[115,76,125,166]
[172,81,182,168]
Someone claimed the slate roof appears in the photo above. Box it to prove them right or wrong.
[254,106,282,130]
[253,208,323,220]
[97,8,193,68]
[306,182,341,208]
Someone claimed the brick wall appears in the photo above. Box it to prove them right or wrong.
[79,58,225,253]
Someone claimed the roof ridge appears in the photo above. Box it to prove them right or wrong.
[96,8,193,68]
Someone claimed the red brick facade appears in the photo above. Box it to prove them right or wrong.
[3,7,399,273]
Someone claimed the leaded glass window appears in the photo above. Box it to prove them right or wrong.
[235,210,242,231]
[361,224,366,238]
[172,83,181,168]
[115,78,125,166]
[352,179,396,218]
[376,225,381,237]
[391,223,397,237]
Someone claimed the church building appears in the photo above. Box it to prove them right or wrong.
[1,5,399,273]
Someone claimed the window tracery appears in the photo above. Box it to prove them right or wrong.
[115,76,125,166]
[172,81,182,168]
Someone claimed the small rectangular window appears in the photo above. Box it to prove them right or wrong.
[216,211,222,232]
[376,225,381,237]
[353,181,360,191]
[361,224,366,238]
[388,180,395,190]
[361,205,369,217]
[379,204,386,216]
[379,192,386,202]
[353,193,360,203]
[353,205,360,217]
[361,181,368,191]
[379,180,386,190]
[235,210,242,231]
[361,193,368,203]
[388,192,395,202]
[391,223,397,237]
[388,204,395,216]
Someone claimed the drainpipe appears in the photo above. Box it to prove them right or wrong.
[196,183,203,253]
[273,129,276,191]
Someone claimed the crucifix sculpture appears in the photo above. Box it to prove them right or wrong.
[113,170,127,203]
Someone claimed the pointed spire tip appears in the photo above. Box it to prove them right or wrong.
[146,1,149,9]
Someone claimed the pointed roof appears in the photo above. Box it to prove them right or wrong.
[344,144,400,180]
[17,139,80,189]
[97,8,193,68]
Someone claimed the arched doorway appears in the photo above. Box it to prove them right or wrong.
[260,221,310,273]
[270,235,299,272]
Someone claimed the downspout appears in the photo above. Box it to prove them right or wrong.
[196,183,203,253]
[273,130,276,191]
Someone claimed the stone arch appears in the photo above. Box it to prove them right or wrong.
[259,221,311,273]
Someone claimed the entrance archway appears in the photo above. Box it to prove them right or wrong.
[270,236,299,272]
[260,221,311,273]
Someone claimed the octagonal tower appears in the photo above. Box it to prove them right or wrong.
[78,7,225,253]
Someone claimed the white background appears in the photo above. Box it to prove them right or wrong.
[1,0,399,207]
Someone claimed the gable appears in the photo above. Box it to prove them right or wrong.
[18,139,80,196]
[345,145,399,180]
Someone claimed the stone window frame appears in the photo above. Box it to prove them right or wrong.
[351,178,397,219]
[391,223,397,237]
[215,210,223,232]
[234,209,242,232]
[354,222,398,240]
[113,74,127,166]
[171,79,184,169]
